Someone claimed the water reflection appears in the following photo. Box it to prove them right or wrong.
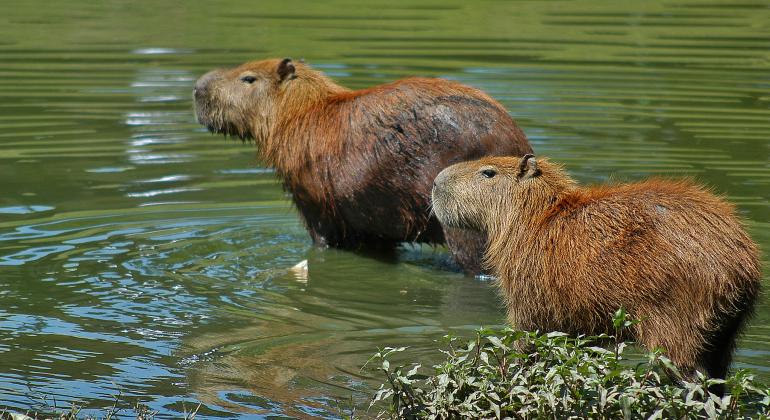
[181,248,502,416]
[0,0,768,417]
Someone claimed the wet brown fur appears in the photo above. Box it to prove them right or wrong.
[194,58,531,272]
[431,156,762,379]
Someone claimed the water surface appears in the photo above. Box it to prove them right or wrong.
[0,0,769,417]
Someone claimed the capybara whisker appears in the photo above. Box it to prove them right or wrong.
[431,155,761,388]
[193,58,531,273]
[426,201,435,217]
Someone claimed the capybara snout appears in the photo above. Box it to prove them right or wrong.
[432,154,761,381]
[193,69,218,97]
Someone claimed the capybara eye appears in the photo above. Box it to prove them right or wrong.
[240,75,257,84]
[481,169,497,179]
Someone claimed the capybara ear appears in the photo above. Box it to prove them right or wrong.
[517,154,540,180]
[277,58,296,81]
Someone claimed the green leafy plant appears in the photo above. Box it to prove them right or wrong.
[367,310,770,419]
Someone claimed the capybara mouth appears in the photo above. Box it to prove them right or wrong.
[431,169,462,228]
[195,104,253,141]
[203,121,253,141]
[193,84,254,141]
[430,189,460,229]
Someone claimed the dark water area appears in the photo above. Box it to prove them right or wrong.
[0,0,768,417]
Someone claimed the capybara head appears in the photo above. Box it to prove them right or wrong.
[431,155,576,231]
[193,58,336,142]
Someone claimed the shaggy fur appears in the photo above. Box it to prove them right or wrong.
[194,58,531,273]
[431,155,761,380]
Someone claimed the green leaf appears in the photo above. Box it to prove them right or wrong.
[613,307,627,329]
[406,364,421,377]
[587,346,613,355]
[487,336,510,351]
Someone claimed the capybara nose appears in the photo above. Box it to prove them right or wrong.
[433,168,451,190]
[193,70,220,98]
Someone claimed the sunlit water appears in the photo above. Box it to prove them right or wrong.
[0,0,768,417]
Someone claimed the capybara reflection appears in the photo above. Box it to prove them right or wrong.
[193,58,531,273]
[431,155,761,380]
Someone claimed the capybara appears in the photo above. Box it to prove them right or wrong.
[193,58,531,273]
[431,154,761,380]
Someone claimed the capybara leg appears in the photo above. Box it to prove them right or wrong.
[307,223,348,248]
[638,321,702,385]
[443,226,487,275]
[696,311,750,396]
[308,230,330,248]
[690,339,735,397]
[700,340,734,382]
[300,212,348,248]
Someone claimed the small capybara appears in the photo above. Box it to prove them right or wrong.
[431,154,761,380]
[193,58,531,273]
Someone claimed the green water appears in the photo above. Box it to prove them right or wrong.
[0,0,768,417]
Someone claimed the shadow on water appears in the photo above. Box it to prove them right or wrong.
[0,0,768,417]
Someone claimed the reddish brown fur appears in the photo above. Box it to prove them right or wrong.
[194,58,531,272]
[431,156,762,380]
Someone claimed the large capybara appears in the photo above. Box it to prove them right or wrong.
[431,154,761,381]
[193,58,531,273]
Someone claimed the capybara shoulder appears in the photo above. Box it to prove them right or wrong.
[431,155,762,380]
[194,58,532,273]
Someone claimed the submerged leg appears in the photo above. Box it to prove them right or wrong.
[443,226,487,275]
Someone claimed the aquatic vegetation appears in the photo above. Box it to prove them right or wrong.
[368,310,770,419]
[0,392,199,420]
